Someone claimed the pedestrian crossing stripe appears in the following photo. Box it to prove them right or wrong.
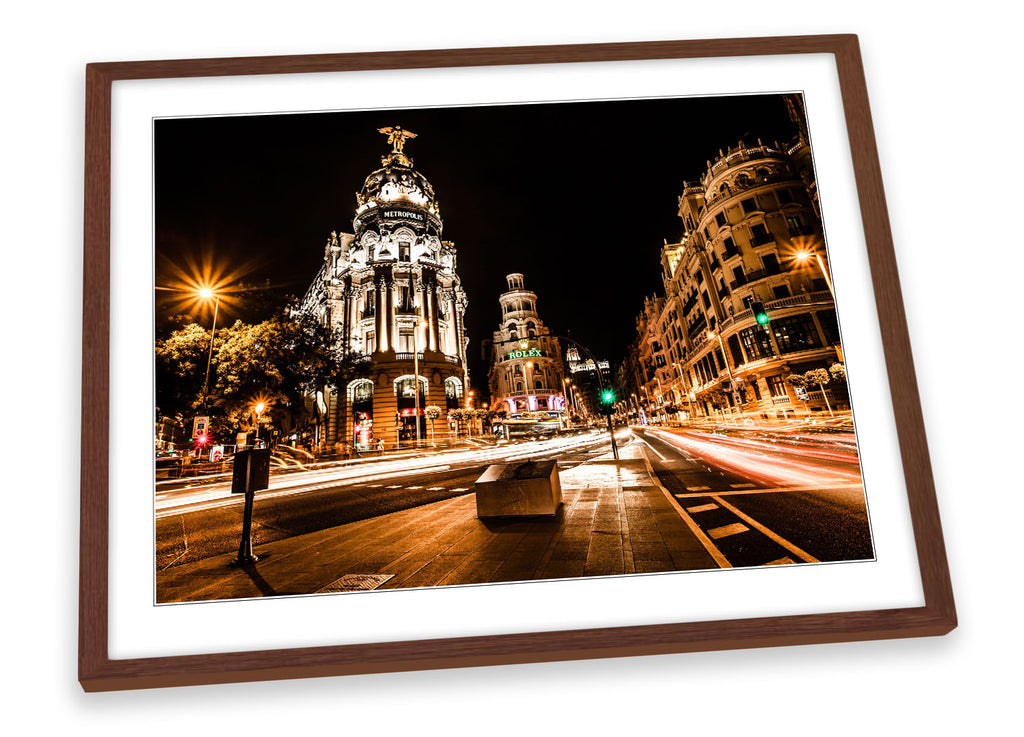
[686,503,718,513]
[707,522,749,539]
[764,557,796,565]
[730,483,757,489]
[688,486,711,491]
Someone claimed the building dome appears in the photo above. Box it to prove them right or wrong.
[355,126,439,212]
[358,161,437,210]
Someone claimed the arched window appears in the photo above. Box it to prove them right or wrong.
[516,381,524,392]
[535,380,543,390]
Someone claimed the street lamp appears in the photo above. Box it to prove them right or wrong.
[707,329,744,418]
[412,318,427,445]
[253,401,265,444]
[198,286,220,411]
[793,248,835,299]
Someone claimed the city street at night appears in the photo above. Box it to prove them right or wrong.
[155,420,870,603]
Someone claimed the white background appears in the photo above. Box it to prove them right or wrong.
[1,1,1019,733]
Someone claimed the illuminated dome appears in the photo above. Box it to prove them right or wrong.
[355,126,439,212]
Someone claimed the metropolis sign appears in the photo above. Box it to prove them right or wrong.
[383,209,425,221]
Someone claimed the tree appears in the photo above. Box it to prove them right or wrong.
[803,368,834,417]
[155,322,215,424]
[424,405,442,443]
[829,362,847,383]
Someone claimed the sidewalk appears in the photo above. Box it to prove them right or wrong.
[156,441,720,603]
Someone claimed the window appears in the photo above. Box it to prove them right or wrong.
[715,212,727,227]
[763,254,780,275]
[535,380,543,389]
[771,313,822,353]
[786,215,808,236]
[817,309,841,344]
[741,197,758,214]
[772,284,792,299]
[516,381,524,392]
[398,241,411,261]
[739,325,774,360]
[722,236,739,259]
[751,223,773,246]
[777,188,794,204]
[766,375,788,398]
[701,291,711,308]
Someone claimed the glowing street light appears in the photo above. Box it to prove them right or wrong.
[793,248,835,299]
[197,286,220,411]
[253,401,265,442]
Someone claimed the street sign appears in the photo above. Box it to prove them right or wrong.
[192,415,209,438]
[236,432,247,448]
[209,445,224,462]
[795,385,810,401]
[732,391,742,405]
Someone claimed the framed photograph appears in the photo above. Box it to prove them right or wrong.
[81,34,955,692]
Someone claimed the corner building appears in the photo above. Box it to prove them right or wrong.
[488,274,566,416]
[300,127,469,448]
[629,97,847,420]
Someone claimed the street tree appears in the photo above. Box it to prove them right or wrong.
[424,405,442,444]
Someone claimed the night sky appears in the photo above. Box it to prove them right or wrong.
[155,93,801,394]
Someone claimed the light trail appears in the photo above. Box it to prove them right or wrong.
[648,428,864,488]
[659,427,860,465]
[155,431,611,517]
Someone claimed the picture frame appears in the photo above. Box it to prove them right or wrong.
[80,34,955,692]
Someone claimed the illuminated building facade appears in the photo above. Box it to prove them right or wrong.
[487,273,566,417]
[623,96,847,420]
[565,344,611,420]
[300,126,469,448]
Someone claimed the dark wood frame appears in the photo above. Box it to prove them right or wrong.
[80,34,955,692]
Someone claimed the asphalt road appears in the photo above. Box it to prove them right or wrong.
[635,426,874,567]
[156,433,614,570]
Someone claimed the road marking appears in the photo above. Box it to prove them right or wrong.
[386,485,402,489]
[764,557,796,565]
[451,487,470,492]
[730,483,758,489]
[686,503,718,513]
[427,487,444,491]
[711,495,820,563]
[708,522,749,539]
[640,438,666,460]
[637,446,731,569]
[672,483,863,498]
[406,486,422,490]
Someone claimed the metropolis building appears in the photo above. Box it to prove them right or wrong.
[487,273,566,417]
[299,127,470,448]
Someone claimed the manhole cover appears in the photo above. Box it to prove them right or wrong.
[316,574,395,593]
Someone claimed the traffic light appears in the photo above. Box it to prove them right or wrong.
[751,300,769,325]
[599,388,616,415]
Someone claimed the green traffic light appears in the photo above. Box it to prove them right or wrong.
[602,390,615,403]
[756,313,769,324]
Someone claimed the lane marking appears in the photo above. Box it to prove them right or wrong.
[637,446,731,569]
[427,487,444,491]
[708,522,749,539]
[451,487,470,492]
[686,503,718,513]
[640,437,666,460]
[386,485,402,489]
[406,486,423,490]
[711,494,820,563]
[729,483,758,489]
[764,557,796,565]
[672,483,863,499]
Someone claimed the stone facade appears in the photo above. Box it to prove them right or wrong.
[619,95,848,421]
[487,273,566,417]
[299,127,469,448]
